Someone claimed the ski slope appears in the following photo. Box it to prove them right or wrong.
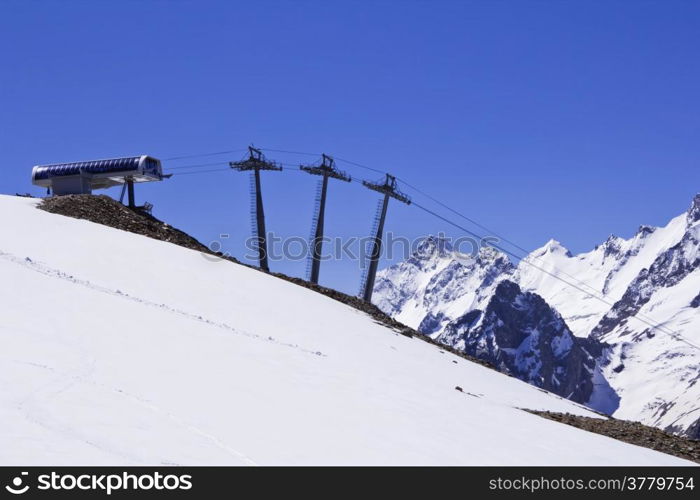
[0,195,691,465]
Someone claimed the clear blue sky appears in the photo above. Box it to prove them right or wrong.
[1,0,698,294]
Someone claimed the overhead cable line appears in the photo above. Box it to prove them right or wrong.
[163,149,249,161]
[332,154,687,347]
[258,147,320,157]
[167,161,231,170]
[171,168,231,176]
[411,200,700,351]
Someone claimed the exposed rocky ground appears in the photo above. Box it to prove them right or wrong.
[40,195,216,256]
[36,194,700,463]
[527,410,700,464]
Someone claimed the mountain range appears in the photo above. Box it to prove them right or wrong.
[374,194,700,438]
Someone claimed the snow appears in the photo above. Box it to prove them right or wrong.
[0,195,692,465]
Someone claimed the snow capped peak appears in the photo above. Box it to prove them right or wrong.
[411,235,453,261]
[374,237,515,334]
[479,244,504,257]
[686,193,700,226]
[635,225,656,238]
[601,234,623,257]
[535,239,572,258]
[476,244,513,270]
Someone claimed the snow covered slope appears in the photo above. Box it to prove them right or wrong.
[0,195,690,465]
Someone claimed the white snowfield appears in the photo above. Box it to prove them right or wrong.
[0,195,691,465]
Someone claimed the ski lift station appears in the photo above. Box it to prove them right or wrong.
[31,155,168,206]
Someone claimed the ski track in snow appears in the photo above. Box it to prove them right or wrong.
[103,382,259,465]
[14,357,259,465]
[0,250,326,359]
[16,357,148,464]
[2,250,266,465]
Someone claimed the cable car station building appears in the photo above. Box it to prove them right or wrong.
[31,155,167,207]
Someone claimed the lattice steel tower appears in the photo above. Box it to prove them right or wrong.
[300,154,351,284]
[230,146,282,272]
[359,174,410,302]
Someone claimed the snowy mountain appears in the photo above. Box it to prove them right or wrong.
[374,195,700,438]
[515,210,690,338]
[2,194,690,465]
[374,237,513,336]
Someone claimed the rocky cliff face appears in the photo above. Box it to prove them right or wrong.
[437,280,608,405]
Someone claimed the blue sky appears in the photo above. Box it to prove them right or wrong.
[1,0,698,294]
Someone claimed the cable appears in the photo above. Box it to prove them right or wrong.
[334,156,386,175]
[163,149,248,161]
[394,175,616,295]
[411,200,700,350]
[258,147,320,157]
[333,153,690,348]
[333,153,551,260]
[171,168,231,176]
[396,177,530,255]
[169,163,310,177]
[167,161,231,170]
[393,175,698,350]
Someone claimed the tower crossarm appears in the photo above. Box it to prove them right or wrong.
[361,174,411,205]
[299,154,351,182]
[229,146,283,172]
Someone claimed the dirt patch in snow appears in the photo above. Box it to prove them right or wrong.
[527,410,700,464]
[40,195,217,257]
